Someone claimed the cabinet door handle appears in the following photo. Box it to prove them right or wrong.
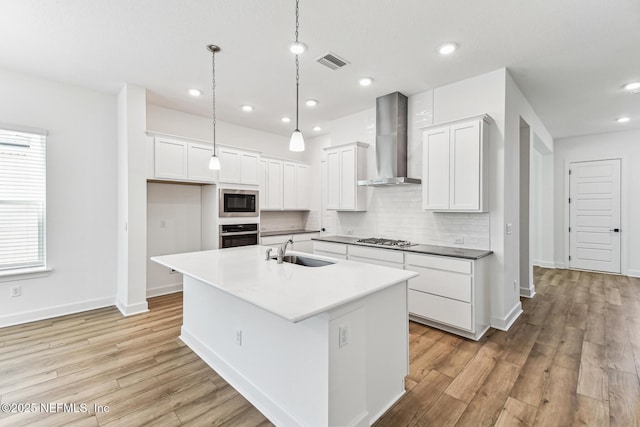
[610,228,620,232]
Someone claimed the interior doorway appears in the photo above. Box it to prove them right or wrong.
[568,159,621,274]
[519,118,533,297]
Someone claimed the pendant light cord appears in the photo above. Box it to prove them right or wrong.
[295,0,300,130]
[211,49,217,151]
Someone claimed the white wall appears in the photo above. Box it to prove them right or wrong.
[146,104,298,160]
[553,128,640,277]
[0,68,118,327]
[146,183,203,296]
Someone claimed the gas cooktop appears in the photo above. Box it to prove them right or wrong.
[356,237,414,247]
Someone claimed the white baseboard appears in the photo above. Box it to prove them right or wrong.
[147,283,183,298]
[532,260,555,269]
[180,328,305,427]
[491,302,523,331]
[555,261,567,269]
[0,296,116,328]
[627,270,640,278]
[520,286,536,298]
[115,299,149,317]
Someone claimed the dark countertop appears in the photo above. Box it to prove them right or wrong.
[312,235,493,260]
[260,229,321,237]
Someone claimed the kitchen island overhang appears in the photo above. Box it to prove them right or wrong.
[152,246,417,427]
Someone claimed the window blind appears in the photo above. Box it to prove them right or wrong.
[0,126,47,271]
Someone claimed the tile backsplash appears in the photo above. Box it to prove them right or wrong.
[326,185,490,250]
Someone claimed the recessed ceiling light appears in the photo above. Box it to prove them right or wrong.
[438,42,458,55]
[313,126,322,132]
[305,99,318,107]
[281,117,291,123]
[617,117,630,123]
[623,81,640,92]
[188,88,202,97]
[289,42,306,55]
[241,105,253,112]
[359,77,373,87]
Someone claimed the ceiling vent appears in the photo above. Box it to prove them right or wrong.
[316,52,349,70]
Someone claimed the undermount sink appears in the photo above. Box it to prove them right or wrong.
[271,254,334,267]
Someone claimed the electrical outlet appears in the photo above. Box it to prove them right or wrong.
[236,330,243,346]
[454,238,464,244]
[338,325,348,348]
[506,223,513,234]
[10,286,21,297]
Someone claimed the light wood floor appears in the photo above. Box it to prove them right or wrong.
[1,267,639,426]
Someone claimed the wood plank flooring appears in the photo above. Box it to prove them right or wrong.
[1,267,639,426]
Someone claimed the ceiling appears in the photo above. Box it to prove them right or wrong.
[1,0,639,140]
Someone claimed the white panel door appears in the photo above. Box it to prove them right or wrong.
[240,152,259,185]
[283,162,296,210]
[450,120,480,210]
[187,143,216,182]
[422,127,450,210]
[295,164,309,210]
[569,159,621,273]
[340,146,356,210]
[326,150,340,210]
[267,159,283,210]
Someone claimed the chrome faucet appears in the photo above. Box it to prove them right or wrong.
[277,238,294,264]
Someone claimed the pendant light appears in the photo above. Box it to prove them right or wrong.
[289,0,305,152]
[207,44,221,170]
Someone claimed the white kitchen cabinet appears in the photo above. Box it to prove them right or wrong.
[422,114,491,212]
[405,252,489,340]
[217,145,260,186]
[260,158,309,211]
[324,142,368,211]
[262,232,319,254]
[347,245,404,269]
[313,241,348,260]
[152,136,216,183]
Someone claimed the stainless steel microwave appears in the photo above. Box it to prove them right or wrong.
[219,188,259,217]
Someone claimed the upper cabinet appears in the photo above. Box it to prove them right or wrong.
[259,157,309,211]
[324,142,368,211]
[217,146,260,186]
[422,114,492,212]
[152,136,217,183]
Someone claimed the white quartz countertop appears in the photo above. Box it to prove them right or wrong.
[151,246,417,323]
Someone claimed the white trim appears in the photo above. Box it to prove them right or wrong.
[0,266,53,282]
[520,286,536,298]
[532,259,555,269]
[115,300,149,316]
[180,328,306,427]
[0,296,115,328]
[146,283,183,298]
[627,269,640,278]
[555,261,566,269]
[0,122,48,136]
[490,302,522,331]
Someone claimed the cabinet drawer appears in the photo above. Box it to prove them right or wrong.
[314,250,347,260]
[348,245,404,264]
[408,289,472,331]
[405,253,471,274]
[313,241,347,255]
[348,255,403,269]
[407,266,472,302]
[292,232,319,242]
[261,235,291,246]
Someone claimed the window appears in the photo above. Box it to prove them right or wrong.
[0,125,47,271]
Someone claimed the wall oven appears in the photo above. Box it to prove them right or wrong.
[219,223,259,248]
[219,188,259,217]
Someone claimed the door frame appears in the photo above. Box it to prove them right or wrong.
[563,155,626,274]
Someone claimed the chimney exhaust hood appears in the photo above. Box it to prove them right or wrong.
[357,92,421,186]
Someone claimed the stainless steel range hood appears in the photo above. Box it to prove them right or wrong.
[357,92,421,186]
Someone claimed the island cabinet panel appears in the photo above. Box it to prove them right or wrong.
[179,274,408,427]
[405,252,490,340]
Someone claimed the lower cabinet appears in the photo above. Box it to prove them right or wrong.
[313,241,347,260]
[262,232,319,254]
[347,245,403,269]
[405,253,489,340]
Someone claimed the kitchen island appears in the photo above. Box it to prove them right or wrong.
[152,246,417,427]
